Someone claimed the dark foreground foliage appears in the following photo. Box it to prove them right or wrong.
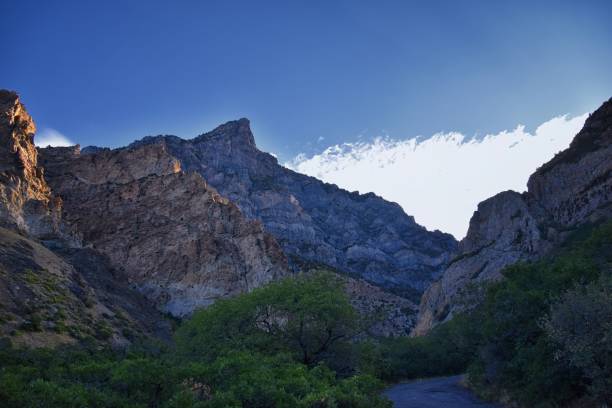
[2,223,610,407]
[373,221,612,407]
[0,272,391,407]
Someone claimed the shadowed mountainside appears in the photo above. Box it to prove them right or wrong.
[127,120,457,300]
[414,97,612,335]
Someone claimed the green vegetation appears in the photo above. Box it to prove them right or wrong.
[0,272,390,407]
[176,272,359,367]
[2,223,610,407]
[370,313,481,381]
[373,221,612,407]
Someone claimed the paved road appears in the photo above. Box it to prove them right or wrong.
[384,375,500,408]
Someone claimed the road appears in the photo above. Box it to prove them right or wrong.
[383,375,500,408]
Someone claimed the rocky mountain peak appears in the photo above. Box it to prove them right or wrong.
[129,120,458,301]
[195,117,256,148]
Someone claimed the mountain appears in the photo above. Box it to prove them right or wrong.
[0,91,170,346]
[413,97,612,335]
[28,107,458,335]
[127,119,457,300]
[37,121,436,335]
[38,143,289,317]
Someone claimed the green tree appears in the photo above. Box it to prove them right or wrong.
[544,276,612,405]
[466,222,612,406]
[175,271,359,366]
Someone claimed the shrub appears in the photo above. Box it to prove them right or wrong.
[544,276,612,405]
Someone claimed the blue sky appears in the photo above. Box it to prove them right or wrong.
[2,0,611,160]
[2,1,612,236]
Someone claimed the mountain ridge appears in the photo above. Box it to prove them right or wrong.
[3,89,609,345]
[124,119,457,300]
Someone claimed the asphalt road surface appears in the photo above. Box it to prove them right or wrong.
[383,375,500,408]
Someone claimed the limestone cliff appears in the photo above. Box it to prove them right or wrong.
[0,90,443,340]
[39,144,289,316]
[129,119,457,300]
[40,120,444,334]
[414,98,612,335]
[0,91,65,239]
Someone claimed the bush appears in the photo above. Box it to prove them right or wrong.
[544,276,612,405]
[371,312,480,381]
[0,272,391,407]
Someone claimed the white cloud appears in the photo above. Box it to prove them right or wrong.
[286,113,588,239]
[35,128,74,147]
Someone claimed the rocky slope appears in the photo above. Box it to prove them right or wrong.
[414,98,612,335]
[39,144,289,317]
[128,120,457,300]
[0,227,170,347]
[0,92,170,346]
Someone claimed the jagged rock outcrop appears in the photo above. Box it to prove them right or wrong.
[128,119,457,300]
[414,98,612,335]
[39,144,289,316]
[0,91,66,240]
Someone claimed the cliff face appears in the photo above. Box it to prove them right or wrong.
[0,91,65,239]
[39,118,451,334]
[0,92,170,346]
[39,143,289,317]
[129,119,457,300]
[414,98,612,335]
[527,99,612,227]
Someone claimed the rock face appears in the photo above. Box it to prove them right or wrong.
[414,98,612,335]
[39,144,289,316]
[39,118,452,334]
[129,119,457,300]
[0,91,65,239]
[0,92,170,346]
[0,90,448,340]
